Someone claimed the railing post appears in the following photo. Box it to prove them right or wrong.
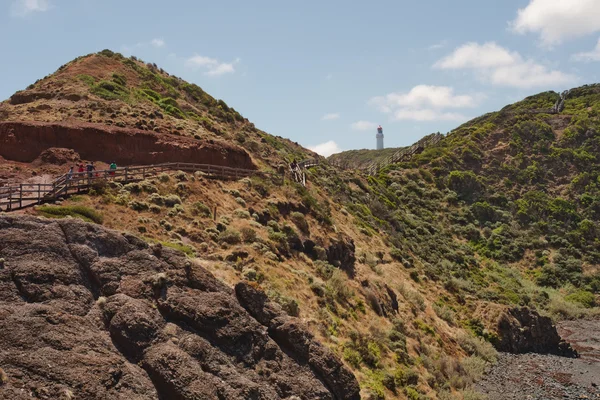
[19,184,23,209]
[125,167,129,181]
[7,188,12,211]
[38,184,41,204]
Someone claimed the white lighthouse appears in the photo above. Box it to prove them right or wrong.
[376,125,384,150]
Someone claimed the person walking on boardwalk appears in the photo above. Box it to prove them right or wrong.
[67,166,74,180]
[109,162,117,177]
[86,162,95,180]
[76,164,85,183]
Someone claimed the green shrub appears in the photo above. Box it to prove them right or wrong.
[164,194,182,207]
[160,241,196,257]
[158,173,170,182]
[389,247,403,261]
[343,347,362,368]
[433,303,456,325]
[123,182,142,193]
[240,227,257,243]
[147,193,165,206]
[290,211,309,234]
[346,331,381,368]
[129,200,149,211]
[234,209,251,219]
[314,260,335,280]
[37,205,103,224]
[406,387,421,400]
[268,290,300,317]
[398,283,426,311]
[218,229,241,244]
[268,229,287,244]
[565,290,596,308]
[456,333,497,363]
[191,202,212,217]
[313,245,327,261]
[394,367,419,386]
[461,355,487,382]
[140,180,158,193]
[167,204,185,217]
[243,268,263,282]
[174,170,188,181]
[448,170,483,202]
[327,269,353,302]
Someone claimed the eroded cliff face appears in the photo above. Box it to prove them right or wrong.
[0,121,255,169]
[0,215,359,400]
[496,307,577,357]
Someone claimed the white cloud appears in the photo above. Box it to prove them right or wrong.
[205,63,235,76]
[434,42,518,69]
[351,121,378,131]
[369,85,478,123]
[370,85,479,111]
[511,0,600,46]
[151,38,165,48]
[572,38,600,61]
[489,61,575,88]
[11,0,50,17]
[435,42,577,89]
[321,113,340,121]
[309,141,342,157]
[393,109,467,122]
[185,54,238,76]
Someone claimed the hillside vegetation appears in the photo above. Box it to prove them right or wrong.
[1,51,600,400]
[329,147,404,169]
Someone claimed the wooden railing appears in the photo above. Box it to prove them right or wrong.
[0,162,281,212]
[361,133,444,175]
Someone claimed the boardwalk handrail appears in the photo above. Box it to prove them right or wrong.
[0,162,281,212]
[361,133,444,175]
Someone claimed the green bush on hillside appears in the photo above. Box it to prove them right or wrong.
[37,205,103,224]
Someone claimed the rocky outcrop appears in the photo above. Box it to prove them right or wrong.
[360,281,399,317]
[9,91,54,105]
[0,121,255,169]
[496,307,577,357]
[0,215,359,399]
[326,238,356,276]
[235,282,361,400]
[33,147,81,165]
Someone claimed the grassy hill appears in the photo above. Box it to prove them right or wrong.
[0,49,315,170]
[2,50,600,399]
[328,147,404,169]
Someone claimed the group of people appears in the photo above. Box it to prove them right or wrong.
[66,162,118,181]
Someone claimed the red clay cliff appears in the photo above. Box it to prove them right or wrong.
[0,121,256,169]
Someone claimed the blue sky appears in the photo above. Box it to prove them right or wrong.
[3,0,600,156]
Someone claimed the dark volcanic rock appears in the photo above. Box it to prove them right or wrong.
[496,307,577,357]
[235,281,361,400]
[326,237,356,276]
[0,215,359,400]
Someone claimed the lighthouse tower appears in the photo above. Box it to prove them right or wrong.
[376,125,384,150]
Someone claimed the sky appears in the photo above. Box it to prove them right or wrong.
[2,0,600,156]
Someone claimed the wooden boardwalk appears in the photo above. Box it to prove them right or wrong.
[0,162,280,212]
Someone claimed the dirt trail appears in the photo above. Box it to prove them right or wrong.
[476,319,600,399]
